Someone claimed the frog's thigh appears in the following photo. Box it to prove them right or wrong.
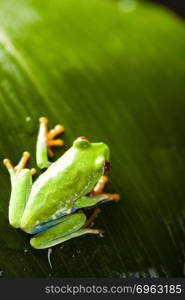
[30,212,95,249]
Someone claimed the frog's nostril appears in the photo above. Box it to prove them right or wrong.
[104,160,110,173]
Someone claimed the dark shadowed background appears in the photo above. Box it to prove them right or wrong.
[150,0,185,18]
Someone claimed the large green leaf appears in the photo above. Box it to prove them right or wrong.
[0,0,185,277]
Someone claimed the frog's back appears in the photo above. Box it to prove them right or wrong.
[20,145,105,232]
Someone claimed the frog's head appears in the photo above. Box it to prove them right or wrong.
[73,136,110,175]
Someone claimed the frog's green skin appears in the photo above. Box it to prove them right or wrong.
[21,138,109,232]
[4,118,118,249]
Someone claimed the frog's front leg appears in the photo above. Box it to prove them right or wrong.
[36,117,64,169]
[74,176,120,209]
[30,211,101,249]
[3,152,36,228]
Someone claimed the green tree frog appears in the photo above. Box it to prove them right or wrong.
[3,117,120,249]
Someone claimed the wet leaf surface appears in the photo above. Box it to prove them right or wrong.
[0,0,185,277]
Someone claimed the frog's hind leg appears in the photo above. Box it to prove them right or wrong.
[36,117,64,169]
[30,211,101,249]
[3,152,36,228]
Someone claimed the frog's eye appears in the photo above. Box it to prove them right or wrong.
[104,160,110,173]
[73,137,90,149]
[77,136,89,141]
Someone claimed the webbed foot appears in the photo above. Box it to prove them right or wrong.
[90,175,120,201]
[37,117,65,168]
[39,117,64,157]
[3,151,36,176]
